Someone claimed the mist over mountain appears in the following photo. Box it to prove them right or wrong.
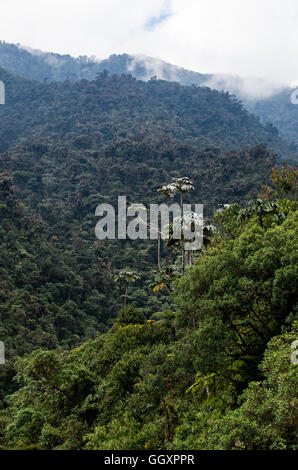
[247,88,298,147]
[0,61,294,161]
[1,40,297,150]
[0,41,210,85]
[0,40,284,95]
[0,41,101,81]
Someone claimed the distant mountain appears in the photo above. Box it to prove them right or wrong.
[0,41,283,96]
[97,53,210,85]
[1,40,297,150]
[0,41,210,85]
[0,41,101,81]
[0,64,293,159]
[246,88,298,149]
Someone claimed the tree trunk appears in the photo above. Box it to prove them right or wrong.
[124,284,128,307]
[259,210,263,228]
[181,247,185,275]
[157,231,161,271]
[180,193,184,275]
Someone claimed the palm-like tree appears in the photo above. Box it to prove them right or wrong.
[114,270,141,307]
[128,203,163,271]
[238,199,285,228]
[171,177,194,207]
[158,177,194,274]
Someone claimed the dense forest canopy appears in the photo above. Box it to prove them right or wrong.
[1,40,298,151]
[0,167,297,450]
[0,49,296,450]
[0,68,284,379]
[0,65,294,159]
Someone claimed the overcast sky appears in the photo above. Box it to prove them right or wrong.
[1,0,298,85]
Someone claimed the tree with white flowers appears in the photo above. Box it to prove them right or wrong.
[158,177,194,274]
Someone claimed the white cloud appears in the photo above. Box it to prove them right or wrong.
[0,0,298,85]
[0,0,167,58]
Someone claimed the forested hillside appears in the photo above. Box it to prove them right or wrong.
[1,41,298,153]
[248,89,298,147]
[0,64,295,159]
[0,67,283,391]
[0,41,101,82]
[0,167,297,450]
[0,42,209,85]
[0,58,296,450]
[0,172,115,402]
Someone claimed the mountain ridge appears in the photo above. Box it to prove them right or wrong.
[1,40,297,150]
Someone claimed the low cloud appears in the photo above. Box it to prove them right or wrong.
[203,74,288,100]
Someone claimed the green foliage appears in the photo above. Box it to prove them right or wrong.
[1,41,298,155]
[0,55,297,450]
[0,175,105,402]
[116,306,146,326]
[196,323,298,450]
[1,184,296,450]
[0,64,291,156]
[0,66,283,359]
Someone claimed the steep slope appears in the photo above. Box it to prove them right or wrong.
[0,68,284,329]
[247,88,298,147]
[1,41,297,152]
[0,41,100,82]
[2,199,297,450]
[0,66,294,159]
[0,173,115,402]
[0,41,209,84]
[0,65,294,405]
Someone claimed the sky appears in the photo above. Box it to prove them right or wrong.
[1,0,298,86]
